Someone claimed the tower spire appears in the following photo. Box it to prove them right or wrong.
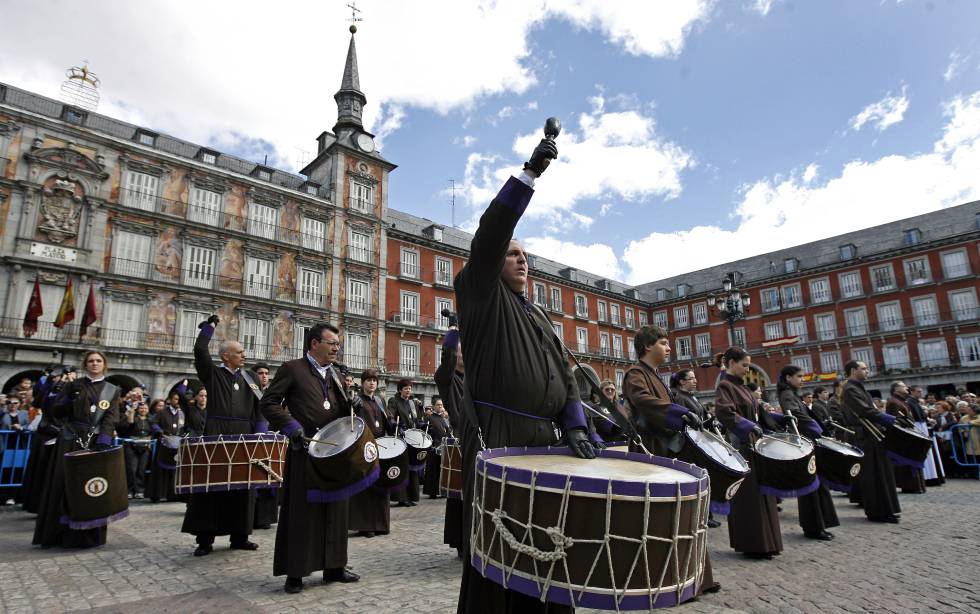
[334,5,366,134]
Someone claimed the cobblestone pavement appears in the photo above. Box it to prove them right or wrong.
[1,480,978,614]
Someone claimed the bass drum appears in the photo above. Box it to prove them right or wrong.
[814,437,863,493]
[884,423,932,468]
[373,436,409,492]
[675,427,750,509]
[753,432,818,498]
[306,417,380,502]
[402,428,433,471]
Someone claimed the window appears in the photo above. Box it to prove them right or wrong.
[344,332,369,370]
[184,245,216,289]
[628,342,637,361]
[844,307,869,336]
[294,324,313,358]
[137,132,156,146]
[348,230,371,263]
[790,355,812,373]
[615,370,625,390]
[610,304,621,326]
[256,169,271,181]
[809,277,831,304]
[781,283,802,308]
[814,313,836,341]
[400,248,419,279]
[870,265,896,292]
[399,342,419,375]
[113,231,151,277]
[956,335,980,366]
[347,278,369,315]
[653,311,668,329]
[638,311,648,327]
[820,351,841,374]
[941,249,970,279]
[599,332,611,356]
[612,335,624,358]
[786,317,808,342]
[695,333,711,357]
[950,289,979,321]
[574,294,588,318]
[624,307,635,328]
[552,321,563,339]
[903,257,931,286]
[349,181,375,213]
[675,336,691,360]
[305,185,318,196]
[576,328,588,353]
[764,321,784,341]
[904,228,921,246]
[436,297,453,329]
[597,301,608,322]
[189,187,221,226]
[784,258,798,273]
[672,306,689,329]
[876,302,903,332]
[918,339,949,368]
[302,218,326,251]
[242,318,270,360]
[122,170,158,212]
[245,256,274,299]
[655,289,669,301]
[728,327,746,348]
[533,283,547,307]
[911,296,939,327]
[551,287,562,312]
[838,271,863,298]
[435,257,453,286]
[400,292,419,325]
[676,284,688,297]
[760,288,780,312]
[883,344,909,369]
[248,202,277,240]
[179,309,212,353]
[692,303,708,325]
[200,151,217,165]
[64,108,85,124]
[852,348,876,372]
[105,301,142,348]
[839,244,856,260]
[298,268,323,307]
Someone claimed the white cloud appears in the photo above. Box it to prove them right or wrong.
[599,202,614,216]
[455,135,479,148]
[849,87,909,132]
[748,0,779,16]
[372,103,406,150]
[802,163,818,184]
[944,51,966,82]
[523,237,622,280]
[622,90,980,284]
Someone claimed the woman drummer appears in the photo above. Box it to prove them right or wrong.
[32,350,122,548]
[777,365,840,541]
[713,347,792,560]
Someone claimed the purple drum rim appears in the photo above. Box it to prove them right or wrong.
[307,464,380,503]
[758,476,820,499]
[887,451,926,468]
[476,446,708,499]
[822,478,852,493]
[709,500,731,516]
[180,434,288,444]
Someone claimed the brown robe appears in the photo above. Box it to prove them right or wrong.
[349,392,390,534]
[841,380,901,519]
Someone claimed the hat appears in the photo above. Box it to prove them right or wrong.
[397,378,413,391]
[361,368,379,383]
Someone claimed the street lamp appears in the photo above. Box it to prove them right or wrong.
[707,271,751,345]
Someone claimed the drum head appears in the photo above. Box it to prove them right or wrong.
[894,424,931,441]
[755,433,813,460]
[490,454,698,484]
[309,417,365,459]
[687,430,750,472]
[816,437,862,456]
[376,436,407,460]
[403,429,433,449]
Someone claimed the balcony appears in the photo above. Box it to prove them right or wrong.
[398,262,423,283]
[384,362,435,380]
[387,312,445,332]
[434,271,454,288]
[344,244,376,266]
[344,299,375,319]
[348,197,375,215]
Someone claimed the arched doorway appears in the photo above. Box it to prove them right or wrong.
[106,374,143,396]
[3,370,44,395]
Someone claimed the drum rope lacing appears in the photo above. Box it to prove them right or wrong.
[176,434,287,492]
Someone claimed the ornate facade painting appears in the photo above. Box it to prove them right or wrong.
[218,239,244,292]
[271,310,294,361]
[281,201,301,244]
[225,185,247,232]
[36,177,83,246]
[153,227,182,282]
[146,292,177,349]
[161,167,188,216]
[216,301,240,341]
[276,252,296,301]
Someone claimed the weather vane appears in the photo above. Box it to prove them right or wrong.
[347,2,363,32]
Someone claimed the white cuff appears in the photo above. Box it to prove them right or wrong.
[517,171,536,188]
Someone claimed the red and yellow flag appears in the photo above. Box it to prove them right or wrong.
[79,285,98,340]
[54,279,75,329]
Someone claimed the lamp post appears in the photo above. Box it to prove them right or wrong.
[706,271,751,346]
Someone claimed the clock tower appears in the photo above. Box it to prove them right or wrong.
[333,25,368,138]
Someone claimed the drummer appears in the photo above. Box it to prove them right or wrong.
[146,386,186,503]
[886,381,926,494]
[434,314,466,556]
[349,368,391,538]
[181,316,263,557]
[422,398,451,499]
[669,369,722,529]
[387,379,423,507]
[776,365,839,541]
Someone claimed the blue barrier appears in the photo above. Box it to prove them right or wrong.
[0,429,33,489]
[949,424,980,479]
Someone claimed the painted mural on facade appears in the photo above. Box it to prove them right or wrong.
[218,239,244,292]
[146,291,177,349]
[153,226,182,282]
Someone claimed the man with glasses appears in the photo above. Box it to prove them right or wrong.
[2,397,28,430]
[260,323,359,594]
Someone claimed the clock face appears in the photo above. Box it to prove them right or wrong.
[356,133,375,153]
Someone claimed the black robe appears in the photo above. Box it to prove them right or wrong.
[455,176,587,614]
[387,395,422,503]
[885,395,926,494]
[435,330,465,552]
[20,407,62,515]
[841,380,901,520]
[349,392,390,534]
[253,401,280,529]
[181,327,260,543]
[146,405,185,502]
[423,412,451,497]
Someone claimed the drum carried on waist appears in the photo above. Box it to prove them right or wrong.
[176,433,288,495]
[471,446,710,610]
[675,427,750,513]
[305,417,379,503]
[752,432,819,498]
[884,424,932,468]
[814,436,864,492]
[155,434,181,470]
[62,446,129,530]
[439,436,463,499]
[373,435,408,492]
[402,428,433,471]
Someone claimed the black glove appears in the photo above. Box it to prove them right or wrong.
[288,428,305,451]
[199,315,220,329]
[592,438,607,450]
[523,138,558,176]
[565,428,597,459]
[681,412,703,430]
[751,424,764,438]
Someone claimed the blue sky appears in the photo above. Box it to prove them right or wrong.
[4,1,980,283]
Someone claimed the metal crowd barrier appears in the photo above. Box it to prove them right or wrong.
[0,429,33,489]
[949,424,980,479]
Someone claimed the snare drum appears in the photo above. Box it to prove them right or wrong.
[439,437,462,499]
[306,417,380,502]
[675,427,750,512]
[63,446,130,529]
[884,424,932,468]
[472,446,710,610]
[814,437,864,492]
[402,428,433,471]
[753,432,819,498]
[373,436,409,491]
[176,434,289,495]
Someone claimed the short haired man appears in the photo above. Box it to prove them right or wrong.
[388,379,423,507]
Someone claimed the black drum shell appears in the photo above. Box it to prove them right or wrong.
[814,438,863,488]
[884,424,932,465]
[63,446,129,522]
[675,429,749,502]
[753,435,817,493]
[373,436,409,492]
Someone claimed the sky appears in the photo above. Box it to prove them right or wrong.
[3,0,980,285]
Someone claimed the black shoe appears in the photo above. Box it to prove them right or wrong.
[869,515,899,524]
[703,582,722,594]
[743,552,774,560]
[230,541,259,550]
[255,524,272,530]
[357,531,375,538]
[323,568,360,583]
[395,502,410,507]
[804,531,833,541]
[706,518,721,528]
[407,501,417,507]
[193,544,213,557]
[284,578,303,594]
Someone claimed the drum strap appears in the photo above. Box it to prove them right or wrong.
[64,382,118,443]
[239,370,264,401]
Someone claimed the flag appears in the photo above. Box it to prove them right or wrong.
[23,277,43,338]
[79,285,98,340]
[761,336,800,348]
[54,279,75,328]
